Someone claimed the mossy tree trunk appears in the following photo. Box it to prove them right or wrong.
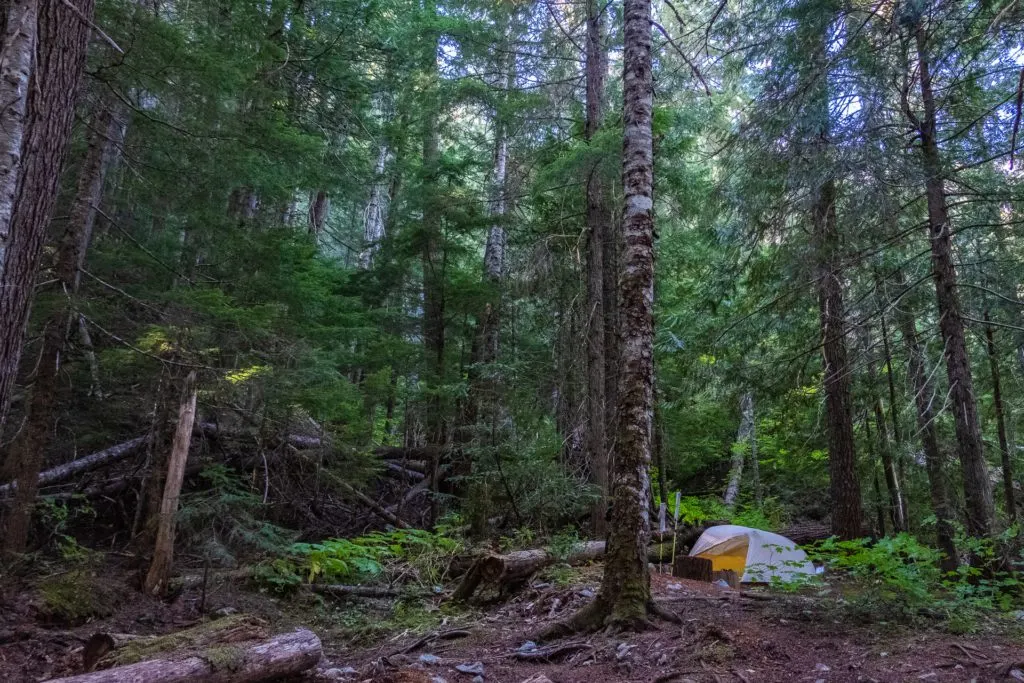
[544,0,658,637]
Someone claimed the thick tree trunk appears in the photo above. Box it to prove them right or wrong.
[47,628,322,683]
[895,300,958,571]
[2,101,123,554]
[0,0,95,435]
[984,311,1016,521]
[813,177,862,540]
[547,0,657,636]
[585,0,610,536]
[724,392,754,507]
[912,24,993,538]
[144,371,198,595]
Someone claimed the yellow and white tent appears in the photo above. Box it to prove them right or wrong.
[689,524,816,583]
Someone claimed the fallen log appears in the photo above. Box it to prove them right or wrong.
[307,584,403,599]
[384,462,425,481]
[779,520,831,545]
[336,479,410,529]
[0,436,147,498]
[83,615,269,672]
[48,628,321,683]
[453,541,606,601]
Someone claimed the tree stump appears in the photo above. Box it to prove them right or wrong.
[672,555,712,582]
[711,569,739,588]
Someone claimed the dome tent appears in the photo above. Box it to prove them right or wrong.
[688,525,816,583]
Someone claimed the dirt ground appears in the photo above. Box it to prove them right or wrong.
[2,565,1023,682]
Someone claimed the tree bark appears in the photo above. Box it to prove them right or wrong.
[307,189,329,242]
[2,99,123,554]
[910,23,993,538]
[724,392,754,508]
[547,0,657,636]
[0,0,95,435]
[862,326,907,533]
[813,176,862,540]
[420,1,444,524]
[895,296,958,571]
[585,0,610,536]
[983,311,1015,521]
[144,371,198,595]
[359,144,391,267]
[0,0,37,257]
[47,628,322,683]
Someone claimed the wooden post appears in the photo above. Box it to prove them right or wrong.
[144,370,198,595]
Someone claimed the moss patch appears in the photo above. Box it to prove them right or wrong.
[203,644,246,672]
[112,614,267,666]
[38,572,123,624]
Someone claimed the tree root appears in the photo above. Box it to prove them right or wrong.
[532,596,680,642]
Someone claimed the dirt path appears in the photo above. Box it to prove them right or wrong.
[329,572,1024,683]
[2,568,1022,682]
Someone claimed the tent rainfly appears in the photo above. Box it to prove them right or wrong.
[688,525,816,583]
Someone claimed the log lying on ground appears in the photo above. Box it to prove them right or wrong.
[779,520,831,544]
[48,628,321,683]
[83,615,269,672]
[0,436,147,498]
[453,541,606,601]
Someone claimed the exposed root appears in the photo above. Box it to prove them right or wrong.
[533,594,680,642]
[647,600,683,625]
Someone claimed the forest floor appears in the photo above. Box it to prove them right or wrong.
[2,562,1023,682]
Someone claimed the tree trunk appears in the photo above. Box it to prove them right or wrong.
[585,0,610,536]
[47,628,322,683]
[2,101,123,554]
[0,0,37,259]
[984,311,1015,521]
[420,1,444,524]
[307,189,329,241]
[144,371,198,595]
[359,144,391,267]
[813,176,862,540]
[862,326,907,533]
[547,0,656,636]
[0,0,95,435]
[895,297,958,571]
[911,23,993,538]
[724,392,754,508]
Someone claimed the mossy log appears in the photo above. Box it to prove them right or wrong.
[84,615,269,671]
[48,627,321,683]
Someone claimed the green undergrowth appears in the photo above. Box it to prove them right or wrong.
[309,596,461,647]
[37,571,126,624]
[782,530,1024,634]
[253,528,461,593]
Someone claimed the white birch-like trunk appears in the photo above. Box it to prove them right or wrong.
[0,0,37,278]
[724,392,754,507]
